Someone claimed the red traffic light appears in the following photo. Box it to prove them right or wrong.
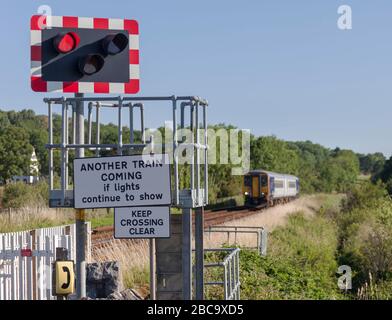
[53,32,80,54]
[78,54,105,75]
[102,33,129,55]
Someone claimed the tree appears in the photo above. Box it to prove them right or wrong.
[287,141,330,192]
[359,153,386,175]
[250,136,299,174]
[0,111,10,128]
[320,150,360,192]
[0,126,33,182]
[374,156,392,194]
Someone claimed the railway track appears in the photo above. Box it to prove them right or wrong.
[91,205,265,248]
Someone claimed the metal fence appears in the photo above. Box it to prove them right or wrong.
[0,222,91,300]
[204,248,241,300]
[206,225,268,256]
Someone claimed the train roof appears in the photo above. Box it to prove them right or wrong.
[246,170,299,180]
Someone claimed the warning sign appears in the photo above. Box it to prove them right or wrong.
[114,206,170,238]
[73,154,171,209]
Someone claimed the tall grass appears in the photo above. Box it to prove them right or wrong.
[0,207,74,233]
[92,239,150,296]
[0,206,114,233]
[357,273,392,300]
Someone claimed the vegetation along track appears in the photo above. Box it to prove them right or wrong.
[91,206,265,248]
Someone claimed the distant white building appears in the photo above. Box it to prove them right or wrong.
[12,175,40,184]
[11,149,40,184]
[29,149,39,176]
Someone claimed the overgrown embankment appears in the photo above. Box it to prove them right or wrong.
[236,182,392,300]
[238,201,343,299]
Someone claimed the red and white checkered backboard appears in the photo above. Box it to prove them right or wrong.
[30,15,140,94]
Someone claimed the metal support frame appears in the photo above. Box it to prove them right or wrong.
[204,248,241,300]
[45,95,208,208]
[206,226,268,256]
[44,95,209,301]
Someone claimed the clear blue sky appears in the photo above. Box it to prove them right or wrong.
[0,1,391,156]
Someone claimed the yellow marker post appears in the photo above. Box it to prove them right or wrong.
[55,261,75,296]
[75,208,86,220]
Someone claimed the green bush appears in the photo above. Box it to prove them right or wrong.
[333,181,392,293]
[2,181,48,208]
[238,212,343,300]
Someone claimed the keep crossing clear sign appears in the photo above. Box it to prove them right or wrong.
[73,154,171,209]
[114,206,170,238]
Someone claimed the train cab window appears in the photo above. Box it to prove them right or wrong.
[260,174,268,186]
[244,175,252,186]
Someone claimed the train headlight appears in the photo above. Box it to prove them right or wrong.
[244,192,249,196]
[261,192,265,196]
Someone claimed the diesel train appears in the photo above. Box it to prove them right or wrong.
[243,170,300,207]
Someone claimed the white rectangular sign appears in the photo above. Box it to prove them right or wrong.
[73,154,171,209]
[114,206,170,238]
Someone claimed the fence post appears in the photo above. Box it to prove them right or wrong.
[223,264,228,300]
[236,250,240,300]
[261,228,268,257]
[18,235,24,300]
[30,230,37,300]
[231,256,235,299]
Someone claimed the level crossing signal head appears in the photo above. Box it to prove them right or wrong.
[102,33,129,55]
[30,15,140,94]
[53,32,80,53]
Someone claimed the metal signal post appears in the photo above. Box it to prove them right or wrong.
[75,93,86,299]
[32,14,211,300]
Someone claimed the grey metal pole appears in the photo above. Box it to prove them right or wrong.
[149,239,156,300]
[65,104,69,189]
[182,208,192,300]
[172,98,179,205]
[75,93,86,299]
[117,98,123,155]
[87,102,92,144]
[61,100,66,205]
[195,102,205,301]
[48,102,53,190]
[195,103,200,203]
[72,103,76,144]
[140,104,145,143]
[203,104,208,205]
[129,104,134,144]
[195,206,204,300]
[190,105,195,191]
[96,102,100,156]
